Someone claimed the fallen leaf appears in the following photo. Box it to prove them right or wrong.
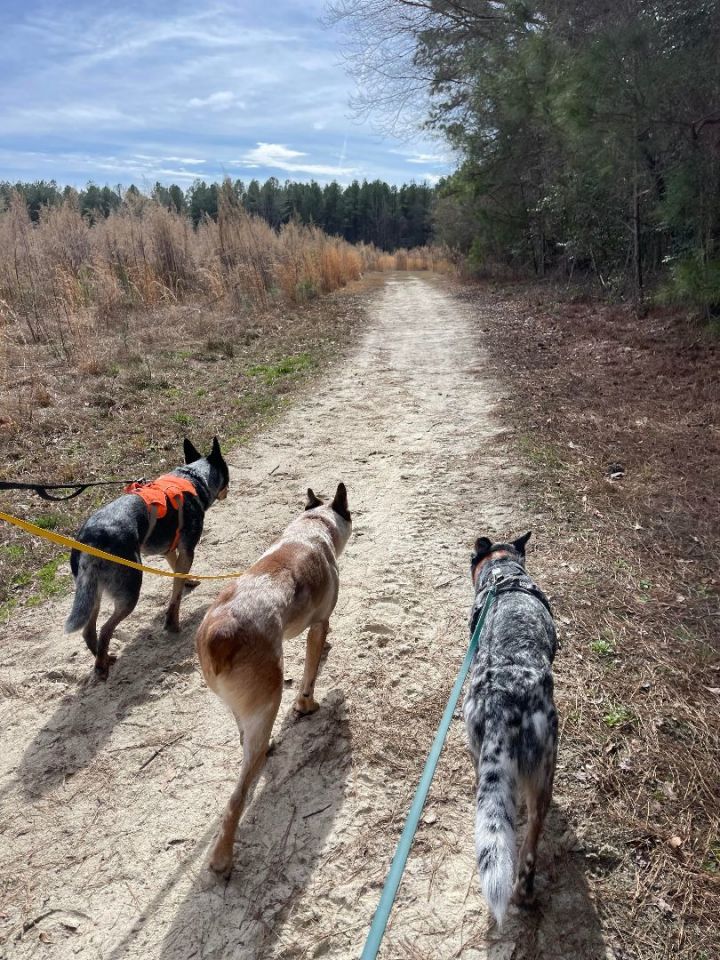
[654,897,674,917]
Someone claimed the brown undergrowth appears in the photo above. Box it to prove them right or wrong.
[0,272,388,618]
[463,282,719,960]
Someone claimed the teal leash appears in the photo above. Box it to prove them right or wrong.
[359,585,497,960]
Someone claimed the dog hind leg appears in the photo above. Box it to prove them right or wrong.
[209,689,282,878]
[94,595,139,679]
[514,744,555,906]
[294,619,329,715]
[92,567,141,679]
[82,591,103,655]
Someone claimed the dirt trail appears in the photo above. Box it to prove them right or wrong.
[1,275,607,959]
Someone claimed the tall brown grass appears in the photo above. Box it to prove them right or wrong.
[0,186,452,356]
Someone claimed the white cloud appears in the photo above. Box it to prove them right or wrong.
[187,91,238,111]
[242,143,305,165]
[400,151,450,166]
[164,156,206,165]
[232,142,356,178]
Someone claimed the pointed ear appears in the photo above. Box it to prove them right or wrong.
[330,482,350,521]
[305,487,323,510]
[470,536,493,575]
[513,531,532,554]
[183,438,202,464]
[208,436,222,463]
[473,536,493,558]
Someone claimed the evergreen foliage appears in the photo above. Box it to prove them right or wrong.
[332,0,720,308]
[0,177,436,252]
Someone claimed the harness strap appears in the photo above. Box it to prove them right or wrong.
[141,504,160,550]
[470,573,553,632]
[126,475,196,552]
[170,499,184,553]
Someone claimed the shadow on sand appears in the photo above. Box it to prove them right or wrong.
[466,801,609,960]
[101,689,350,960]
[10,599,211,799]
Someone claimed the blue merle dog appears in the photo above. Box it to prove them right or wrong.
[65,437,229,680]
[463,532,558,925]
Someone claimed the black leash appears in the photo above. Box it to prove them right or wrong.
[0,479,144,502]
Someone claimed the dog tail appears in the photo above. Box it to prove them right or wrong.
[474,712,518,926]
[65,552,99,633]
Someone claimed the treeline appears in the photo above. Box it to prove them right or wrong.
[335,0,720,312]
[0,177,436,251]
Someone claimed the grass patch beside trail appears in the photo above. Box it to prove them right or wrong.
[465,282,719,960]
[247,352,315,384]
[0,277,381,615]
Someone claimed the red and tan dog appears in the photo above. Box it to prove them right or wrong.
[196,483,352,876]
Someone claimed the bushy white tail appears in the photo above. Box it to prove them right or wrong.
[474,734,518,926]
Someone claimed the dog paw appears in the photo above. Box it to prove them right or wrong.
[512,884,537,910]
[208,848,233,879]
[294,695,320,715]
[92,654,117,682]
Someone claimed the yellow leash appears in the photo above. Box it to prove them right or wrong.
[0,510,245,581]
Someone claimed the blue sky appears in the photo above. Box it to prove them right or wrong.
[0,0,453,190]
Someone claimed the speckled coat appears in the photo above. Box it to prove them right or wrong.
[463,536,558,925]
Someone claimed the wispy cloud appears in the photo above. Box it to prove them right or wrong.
[234,142,356,179]
[187,91,240,112]
[163,157,206,165]
[0,1,454,188]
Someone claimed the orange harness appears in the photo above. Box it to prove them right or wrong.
[125,474,197,551]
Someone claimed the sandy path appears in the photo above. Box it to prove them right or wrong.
[0,275,608,960]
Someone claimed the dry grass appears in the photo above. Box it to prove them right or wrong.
[462,281,720,960]
[0,185,451,614]
[0,189,374,338]
[0,268,385,618]
[0,187,452,345]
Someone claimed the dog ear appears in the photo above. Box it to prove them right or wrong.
[208,436,223,464]
[183,438,202,464]
[305,488,323,510]
[330,482,351,521]
[513,531,532,554]
[474,537,493,557]
[470,536,493,575]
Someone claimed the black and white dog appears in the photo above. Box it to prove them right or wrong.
[463,532,558,925]
[65,437,229,679]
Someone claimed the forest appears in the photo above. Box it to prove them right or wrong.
[4,1,719,314]
[332,0,720,313]
[0,176,436,252]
